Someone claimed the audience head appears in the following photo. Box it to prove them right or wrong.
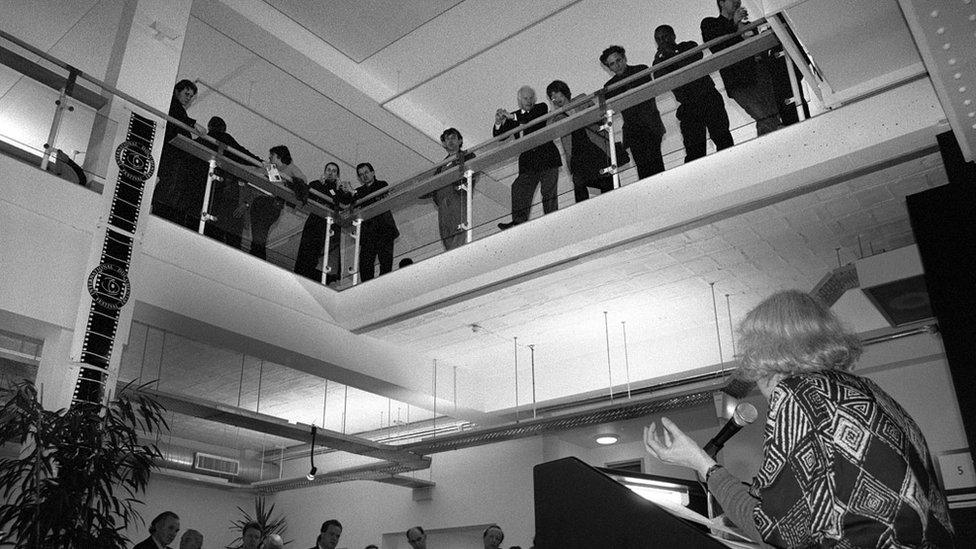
[207,116,227,135]
[179,529,203,549]
[736,290,862,385]
[262,533,285,549]
[545,80,572,108]
[324,162,341,181]
[406,526,427,549]
[149,511,180,547]
[365,546,379,549]
[654,25,676,48]
[440,127,463,154]
[242,521,262,549]
[483,524,504,549]
[269,145,292,166]
[356,162,376,185]
[517,86,536,110]
[600,45,628,76]
[718,0,741,15]
[319,519,343,549]
[398,257,414,268]
[173,79,198,108]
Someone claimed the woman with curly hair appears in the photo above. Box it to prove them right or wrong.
[644,290,954,548]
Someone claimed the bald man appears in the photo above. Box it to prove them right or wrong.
[483,525,505,549]
[262,533,285,549]
[493,86,562,230]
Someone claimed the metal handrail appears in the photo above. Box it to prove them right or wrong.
[351,27,781,221]
[0,28,261,171]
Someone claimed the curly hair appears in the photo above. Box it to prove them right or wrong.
[735,290,862,382]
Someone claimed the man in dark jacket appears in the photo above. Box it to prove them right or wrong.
[701,0,782,135]
[132,511,180,549]
[201,116,262,249]
[653,25,733,163]
[151,79,206,229]
[493,86,562,229]
[601,46,666,180]
[353,163,399,281]
[294,161,354,284]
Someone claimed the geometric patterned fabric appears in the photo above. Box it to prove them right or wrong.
[751,370,955,548]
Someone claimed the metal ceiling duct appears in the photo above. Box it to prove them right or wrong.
[155,441,278,485]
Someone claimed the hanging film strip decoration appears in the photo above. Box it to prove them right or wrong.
[73,112,156,405]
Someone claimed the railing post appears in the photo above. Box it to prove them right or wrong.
[461,169,474,244]
[197,157,218,234]
[596,91,621,189]
[767,14,827,110]
[321,215,334,285]
[783,53,805,121]
[41,69,78,171]
[351,218,363,286]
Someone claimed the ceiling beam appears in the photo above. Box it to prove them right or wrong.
[126,385,428,467]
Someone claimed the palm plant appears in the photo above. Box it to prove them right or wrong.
[228,496,290,548]
[0,380,167,548]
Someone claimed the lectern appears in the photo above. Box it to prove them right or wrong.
[534,457,730,548]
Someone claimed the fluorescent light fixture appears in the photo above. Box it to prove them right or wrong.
[595,434,619,445]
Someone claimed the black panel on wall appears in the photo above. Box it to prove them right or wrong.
[906,132,976,466]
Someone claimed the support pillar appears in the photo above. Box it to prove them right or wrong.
[36,0,191,410]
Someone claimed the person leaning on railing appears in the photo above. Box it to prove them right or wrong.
[643,290,955,548]
[352,162,399,281]
[652,24,733,164]
[493,86,563,230]
[294,161,355,284]
[201,116,262,250]
[250,145,306,261]
[421,128,475,251]
[600,45,666,180]
[151,79,208,229]
[701,0,782,136]
[545,80,615,203]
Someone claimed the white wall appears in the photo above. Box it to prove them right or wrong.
[273,437,543,549]
[124,475,253,549]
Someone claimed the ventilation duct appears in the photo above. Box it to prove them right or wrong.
[156,441,277,485]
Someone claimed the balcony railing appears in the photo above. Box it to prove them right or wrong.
[0,14,819,289]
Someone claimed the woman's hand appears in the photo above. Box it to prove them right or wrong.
[643,417,716,478]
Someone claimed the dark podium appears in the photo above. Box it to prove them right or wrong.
[534,457,729,548]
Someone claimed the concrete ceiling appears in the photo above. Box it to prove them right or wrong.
[263,0,466,63]
[361,153,945,408]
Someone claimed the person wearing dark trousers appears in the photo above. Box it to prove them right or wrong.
[250,145,306,261]
[546,80,614,202]
[201,116,262,249]
[653,25,734,163]
[353,163,399,281]
[601,46,667,180]
[294,162,354,284]
[493,86,562,229]
[423,128,475,250]
[151,79,208,229]
[701,0,782,135]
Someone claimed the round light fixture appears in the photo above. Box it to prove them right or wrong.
[595,434,619,445]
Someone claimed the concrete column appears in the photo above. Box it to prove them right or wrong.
[37,0,192,411]
[83,0,193,178]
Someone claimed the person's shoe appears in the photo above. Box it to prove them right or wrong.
[497,221,519,230]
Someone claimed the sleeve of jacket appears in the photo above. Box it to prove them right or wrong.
[493,117,519,139]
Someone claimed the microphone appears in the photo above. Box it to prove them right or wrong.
[703,402,759,458]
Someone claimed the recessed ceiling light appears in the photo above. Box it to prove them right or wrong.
[595,434,619,445]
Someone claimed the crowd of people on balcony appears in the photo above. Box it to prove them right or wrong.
[149,0,798,285]
[132,514,529,549]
